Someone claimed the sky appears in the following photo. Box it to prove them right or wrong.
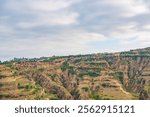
[0,0,150,61]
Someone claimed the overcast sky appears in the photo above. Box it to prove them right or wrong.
[0,0,150,61]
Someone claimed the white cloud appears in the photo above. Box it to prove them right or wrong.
[56,29,107,43]
[0,24,14,33]
[142,24,150,30]
[109,27,150,46]
[4,0,79,12]
[4,0,80,28]
[100,0,149,17]
[0,0,150,60]
[17,11,79,28]
[0,29,107,58]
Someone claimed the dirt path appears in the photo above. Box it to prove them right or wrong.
[114,81,130,95]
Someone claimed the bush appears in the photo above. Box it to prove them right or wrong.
[68,69,76,75]
[12,72,17,78]
[90,92,102,100]
[102,83,109,87]
[61,62,69,71]
[17,83,33,89]
[116,72,124,84]
[0,75,7,79]
[49,74,57,80]
[25,84,33,89]
[89,62,107,67]
[17,83,24,89]
[79,72,99,77]
[82,87,89,92]
[73,59,81,63]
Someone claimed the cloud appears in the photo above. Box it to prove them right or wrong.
[0,24,13,33]
[0,29,107,58]
[99,0,149,17]
[0,0,150,60]
[3,0,80,28]
[17,11,79,28]
[4,0,79,12]
[74,0,150,45]
[142,24,150,30]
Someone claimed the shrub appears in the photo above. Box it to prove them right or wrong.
[116,72,124,84]
[49,74,57,80]
[68,69,76,75]
[17,83,24,89]
[0,75,7,79]
[79,72,99,77]
[82,87,89,92]
[90,92,102,100]
[25,84,33,89]
[17,83,33,89]
[61,62,69,71]
[102,83,109,87]
[12,72,17,78]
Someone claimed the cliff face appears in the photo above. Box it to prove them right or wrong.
[0,47,150,100]
[107,56,150,99]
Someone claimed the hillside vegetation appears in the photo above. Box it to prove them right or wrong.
[0,47,150,100]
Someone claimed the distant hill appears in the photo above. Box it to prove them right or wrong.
[120,47,150,56]
[0,47,150,100]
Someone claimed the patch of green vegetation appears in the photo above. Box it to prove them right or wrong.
[120,51,136,55]
[34,96,43,100]
[90,92,102,100]
[32,85,41,94]
[12,71,17,78]
[17,83,33,90]
[0,94,12,98]
[79,71,99,77]
[34,92,59,100]
[25,84,33,89]
[84,58,96,61]
[108,61,113,66]
[42,57,56,62]
[38,68,45,72]
[61,62,69,71]
[17,83,23,89]
[73,59,82,63]
[49,74,57,80]
[131,56,138,61]
[139,51,149,55]
[82,87,89,92]
[68,69,76,75]
[60,62,76,75]
[101,83,110,87]
[120,60,130,64]
[114,72,124,84]
[5,63,13,68]
[88,62,107,67]
[0,75,7,79]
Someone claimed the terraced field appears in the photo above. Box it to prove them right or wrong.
[0,65,59,100]
[0,47,149,100]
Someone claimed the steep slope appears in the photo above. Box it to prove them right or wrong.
[0,47,149,100]
[0,65,59,100]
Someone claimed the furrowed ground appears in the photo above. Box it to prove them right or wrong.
[0,47,150,100]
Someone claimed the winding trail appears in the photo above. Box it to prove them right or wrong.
[114,81,130,95]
